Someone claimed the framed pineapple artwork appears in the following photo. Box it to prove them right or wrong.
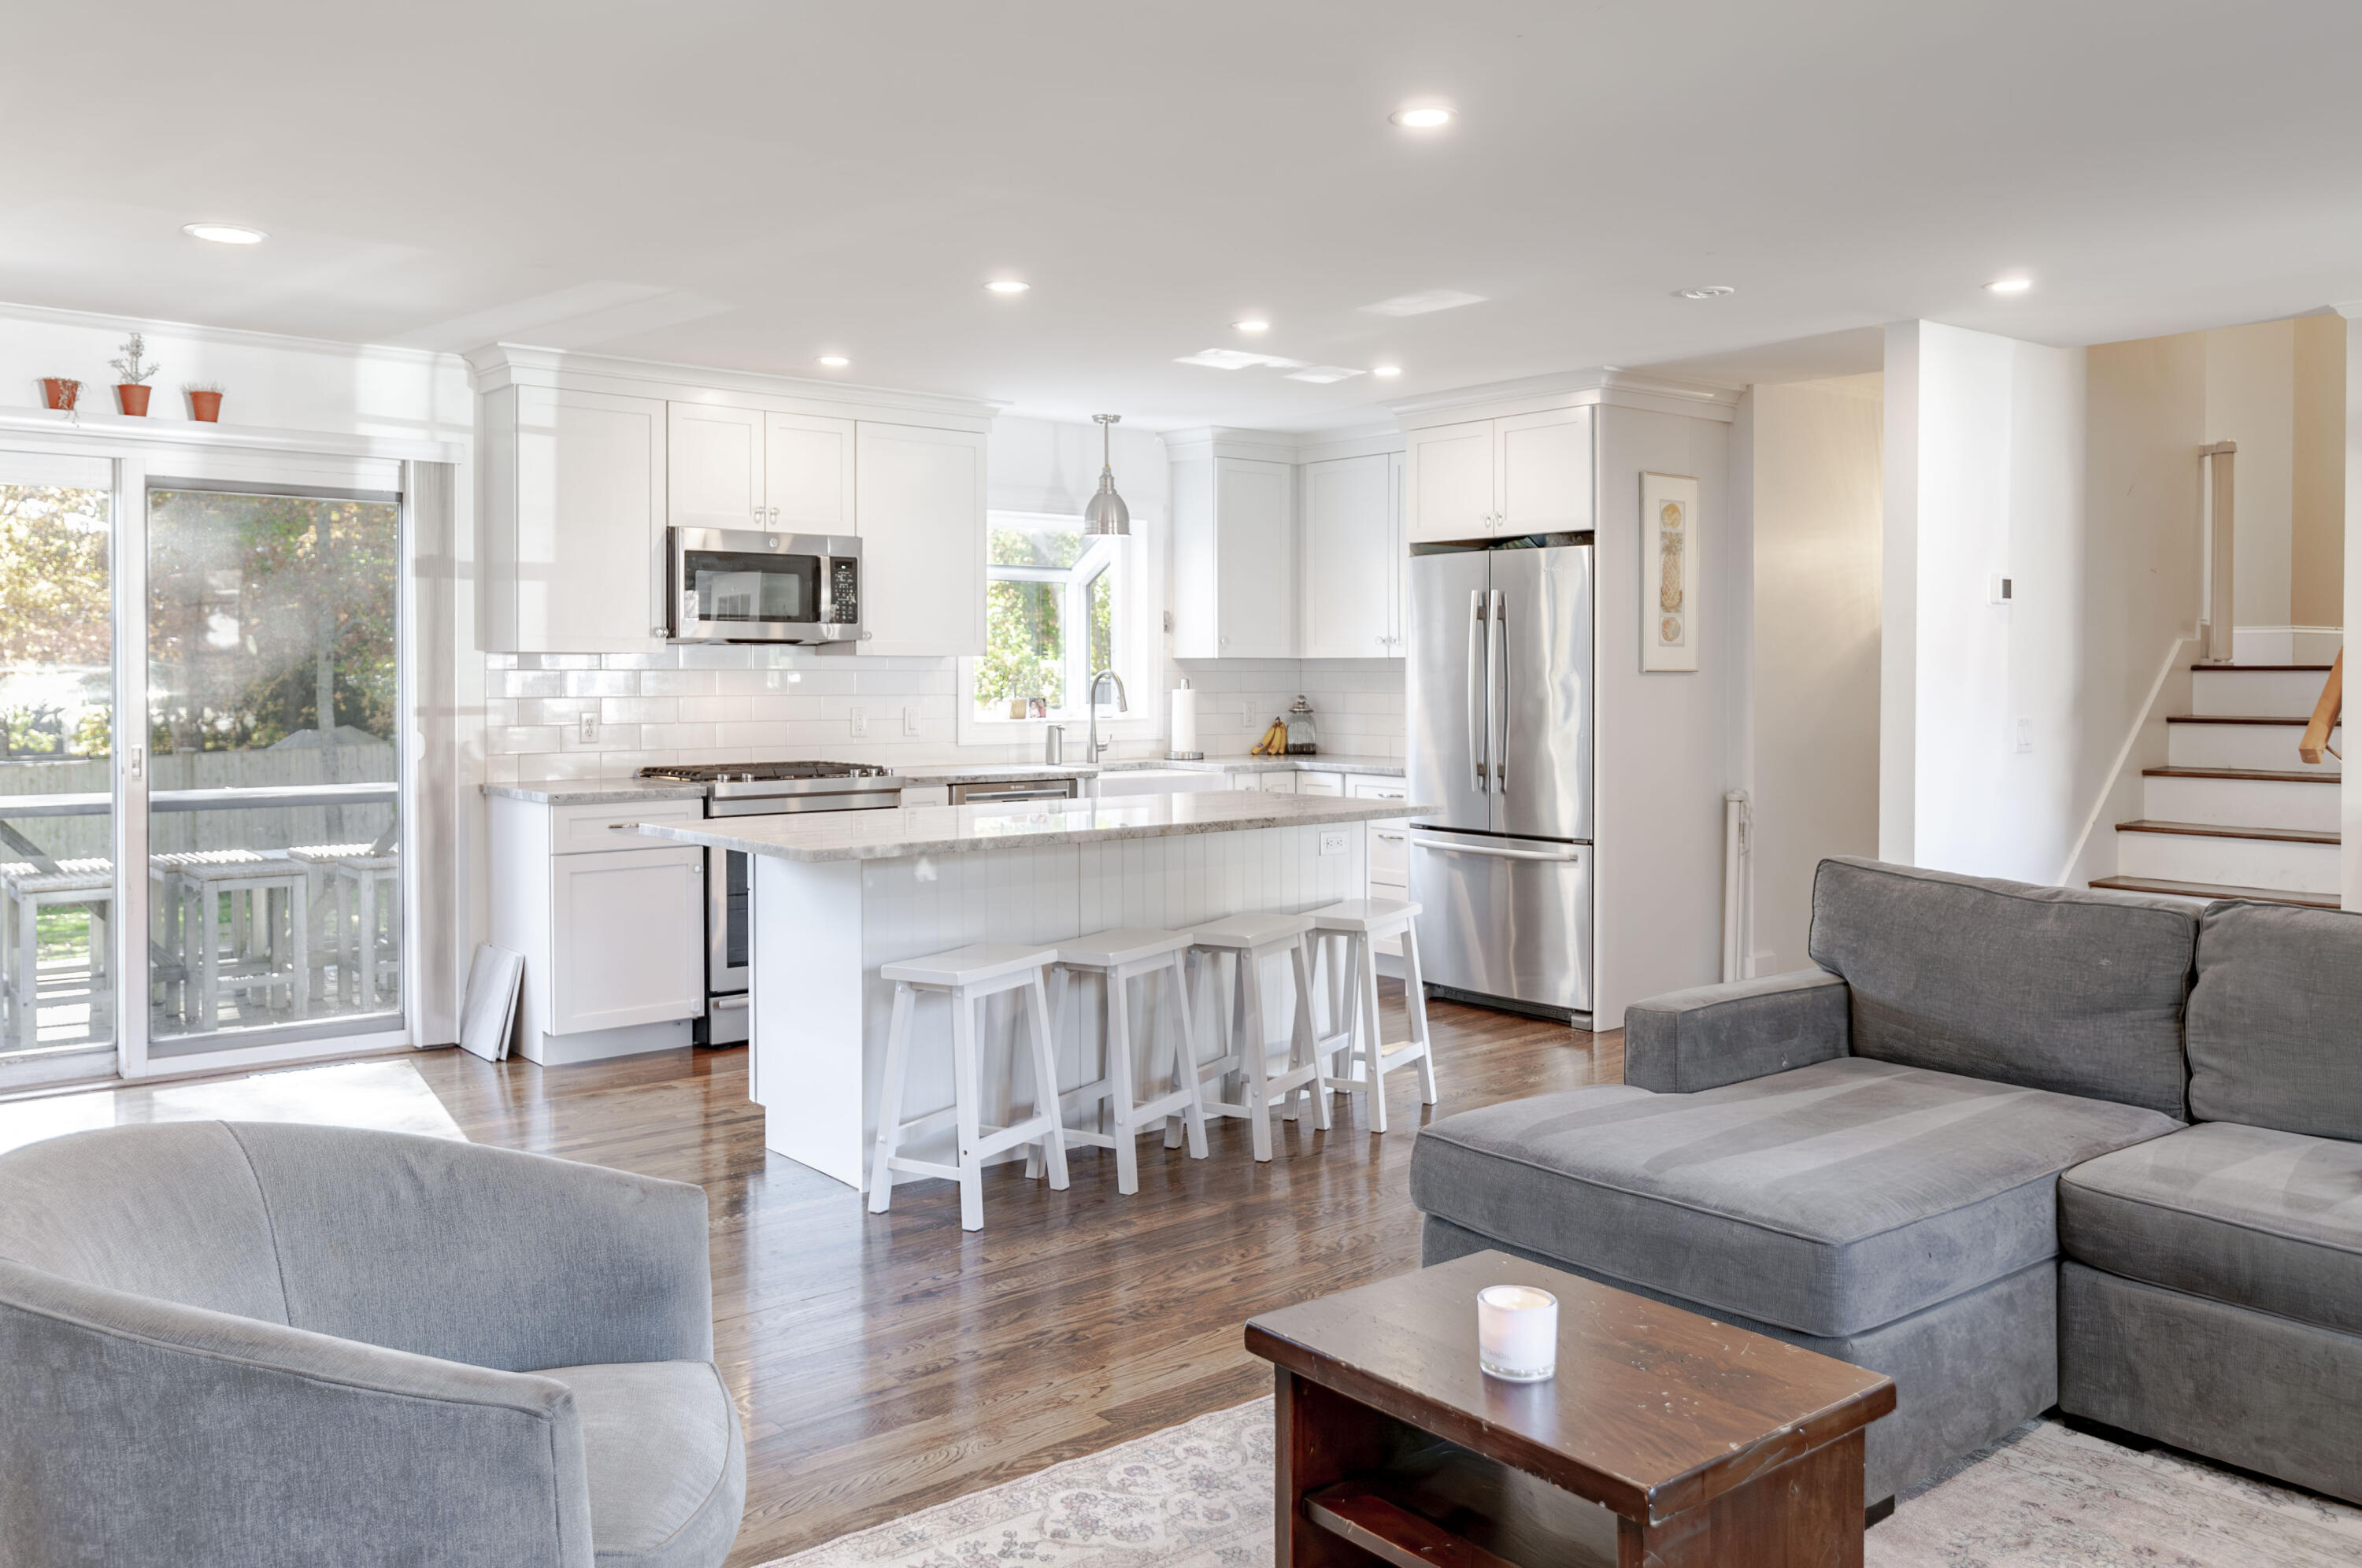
[1640,472,1700,673]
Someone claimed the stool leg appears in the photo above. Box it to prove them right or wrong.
[1237,947,1274,1162]
[194,884,218,1034]
[1106,971,1140,1195]
[1403,921,1438,1104]
[867,982,916,1213]
[13,893,34,1052]
[1290,937,1331,1132]
[950,989,986,1231]
[1165,951,1208,1159]
[1024,972,1069,1191]
[1356,934,1389,1133]
[292,880,310,1018]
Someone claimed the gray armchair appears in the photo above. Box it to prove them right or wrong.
[0,1120,744,1568]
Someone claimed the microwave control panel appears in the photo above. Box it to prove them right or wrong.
[828,560,860,624]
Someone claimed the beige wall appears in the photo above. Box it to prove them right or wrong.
[2293,313,2347,628]
[2207,320,2297,629]
[1747,374,1882,973]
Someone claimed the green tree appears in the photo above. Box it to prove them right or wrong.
[0,485,110,667]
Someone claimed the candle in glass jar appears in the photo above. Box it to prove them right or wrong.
[1476,1285,1558,1381]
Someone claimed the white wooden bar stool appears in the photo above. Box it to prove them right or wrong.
[868,942,1069,1232]
[1311,897,1436,1133]
[153,851,310,1032]
[3,859,113,1053]
[291,844,401,1008]
[1187,912,1330,1161]
[1050,927,1208,1194]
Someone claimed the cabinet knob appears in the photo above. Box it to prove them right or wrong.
[752,506,764,522]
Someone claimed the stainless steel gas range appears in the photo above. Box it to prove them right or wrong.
[635,760,905,1044]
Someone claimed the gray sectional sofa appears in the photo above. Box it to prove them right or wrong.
[1410,856,2362,1507]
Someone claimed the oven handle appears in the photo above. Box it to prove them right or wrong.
[708,993,750,1011]
[957,787,1075,803]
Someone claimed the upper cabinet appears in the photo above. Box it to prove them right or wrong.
[1301,451,1406,658]
[668,405,856,534]
[1405,405,1594,543]
[1172,444,1297,659]
[855,421,986,658]
[479,383,668,653]
[765,412,856,533]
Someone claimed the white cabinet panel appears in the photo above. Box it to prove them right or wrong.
[548,846,704,1034]
[1297,771,1345,797]
[765,412,856,533]
[550,798,704,854]
[1406,420,1494,543]
[667,402,765,531]
[855,421,987,657]
[493,384,666,654]
[1216,458,1295,657]
[1496,407,1594,534]
[1301,454,1397,659]
[1260,773,1298,794]
[1390,449,1409,650]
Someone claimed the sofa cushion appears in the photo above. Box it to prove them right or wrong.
[546,1359,746,1568]
[2186,900,2362,1141]
[2060,1120,2362,1337]
[1409,1056,2178,1337]
[1807,858,2197,1119]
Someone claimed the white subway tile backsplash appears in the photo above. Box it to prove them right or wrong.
[640,670,721,697]
[488,725,563,755]
[676,696,751,723]
[601,696,677,725]
[563,670,639,698]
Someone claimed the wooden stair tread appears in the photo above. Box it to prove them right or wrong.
[2092,876,2342,911]
[2189,663,2335,672]
[2142,766,2340,783]
[2165,714,2338,726]
[2116,818,2338,845]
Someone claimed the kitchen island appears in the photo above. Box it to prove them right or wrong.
[636,790,1426,1189]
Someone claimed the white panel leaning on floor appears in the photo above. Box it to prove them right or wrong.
[869,943,1070,1232]
[1043,927,1209,1195]
[1312,898,1437,1133]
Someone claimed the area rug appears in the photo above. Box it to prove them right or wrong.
[761,1397,2362,1568]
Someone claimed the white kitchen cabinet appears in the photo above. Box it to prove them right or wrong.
[1351,775,1413,957]
[1404,407,1594,542]
[1301,453,1406,658]
[765,411,856,532]
[479,383,668,654]
[855,421,987,657]
[1297,770,1345,797]
[667,402,766,531]
[1172,454,1296,657]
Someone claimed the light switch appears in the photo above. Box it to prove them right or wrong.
[2015,717,2033,753]
[902,705,920,737]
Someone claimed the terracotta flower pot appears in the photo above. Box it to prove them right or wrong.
[117,384,152,417]
[40,378,80,411]
[188,390,224,423]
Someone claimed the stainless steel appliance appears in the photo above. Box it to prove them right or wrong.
[635,760,903,1042]
[1406,534,1595,1023]
[947,777,1080,805]
[666,527,862,645]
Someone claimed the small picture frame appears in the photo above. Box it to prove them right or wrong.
[1640,472,1700,673]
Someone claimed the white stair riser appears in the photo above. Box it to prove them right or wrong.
[2116,831,2340,894]
[2143,775,2342,831]
[2168,723,2342,771]
[2190,668,2336,717]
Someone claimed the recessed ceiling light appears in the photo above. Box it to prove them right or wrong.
[985,279,1029,294]
[1672,285,1736,300]
[1985,276,2032,294]
[1362,288,1485,316]
[1373,364,1403,378]
[817,355,850,368]
[1233,319,1271,333]
[1390,106,1453,129]
[183,223,265,245]
[1285,367,1365,385]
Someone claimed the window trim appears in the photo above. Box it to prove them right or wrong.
[957,509,1157,746]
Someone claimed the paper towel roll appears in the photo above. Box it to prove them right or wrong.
[1169,684,1198,756]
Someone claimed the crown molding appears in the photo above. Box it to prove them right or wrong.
[1388,366,1741,427]
[0,298,455,369]
[0,405,462,463]
[465,342,1000,429]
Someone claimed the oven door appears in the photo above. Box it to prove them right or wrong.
[669,526,860,645]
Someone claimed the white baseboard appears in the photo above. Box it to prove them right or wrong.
[2231,626,2344,664]
[520,1018,691,1066]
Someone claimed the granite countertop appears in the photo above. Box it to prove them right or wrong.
[894,763,1101,784]
[634,789,1434,864]
[1180,754,1404,776]
[484,754,1405,805]
[483,782,712,805]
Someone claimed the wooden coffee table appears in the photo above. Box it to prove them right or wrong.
[1245,1250,1895,1568]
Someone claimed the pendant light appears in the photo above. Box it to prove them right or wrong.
[1081,413,1130,536]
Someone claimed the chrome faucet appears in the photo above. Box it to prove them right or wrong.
[1086,669,1127,762]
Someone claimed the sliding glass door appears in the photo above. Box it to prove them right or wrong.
[143,480,404,1060]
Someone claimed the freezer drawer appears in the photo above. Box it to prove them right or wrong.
[1409,830,1591,1019]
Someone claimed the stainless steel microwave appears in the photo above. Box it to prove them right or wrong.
[666,527,862,645]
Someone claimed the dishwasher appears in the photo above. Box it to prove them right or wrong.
[948,778,1081,805]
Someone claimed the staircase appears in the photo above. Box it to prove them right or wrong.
[2092,660,2342,909]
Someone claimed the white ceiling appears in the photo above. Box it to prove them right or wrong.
[7,2,2360,430]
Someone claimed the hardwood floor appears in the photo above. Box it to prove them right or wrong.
[68,988,1619,1568]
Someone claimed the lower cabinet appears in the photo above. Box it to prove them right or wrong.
[1352,776,1412,958]
[491,796,706,1064]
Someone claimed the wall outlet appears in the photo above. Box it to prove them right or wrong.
[1319,830,1348,856]
[850,707,868,739]
[901,704,920,737]
[2015,716,2033,753]
[578,712,599,745]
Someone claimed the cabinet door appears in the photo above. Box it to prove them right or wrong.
[1389,449,1408,651]
[511,385,666,653]
[1296,770,1344,797]
[548,846,704,1034]
[1301,454,1395,659]
[765,411,856,533]
[855,422,987,656]
[1260,772,1298,794]
[1494,406,1594,535]
[667,402,766,531]
[1405,420,1495,543]
[1215,457,1295,657]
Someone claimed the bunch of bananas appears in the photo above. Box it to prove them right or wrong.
[1249,717,1288,756]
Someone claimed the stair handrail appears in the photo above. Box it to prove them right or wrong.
[2200,441,2237,664]
[2299,649,2342,765]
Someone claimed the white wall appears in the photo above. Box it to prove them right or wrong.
[2342,305,2362,912]
[1746,375,1882,974]
[2208,319,2297,631]
[1883,320,2088,883]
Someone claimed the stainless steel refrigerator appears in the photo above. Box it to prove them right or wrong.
[1406,538,1594,1021]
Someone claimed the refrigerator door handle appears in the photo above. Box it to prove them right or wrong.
[1467,589,1488,793]
[1490,588,1508,793]
[1410,833,1584,863]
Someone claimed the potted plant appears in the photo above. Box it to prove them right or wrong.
[186,382,225,423]
[110,333,158,416]
[39,377,80,411]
